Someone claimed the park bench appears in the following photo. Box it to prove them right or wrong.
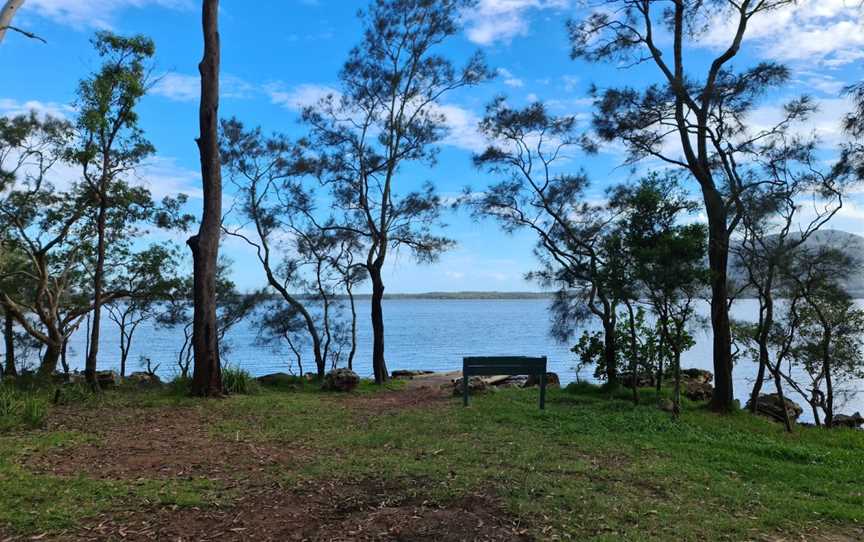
[462,356,548,409]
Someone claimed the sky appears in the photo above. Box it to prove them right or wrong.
[1,0,863,293]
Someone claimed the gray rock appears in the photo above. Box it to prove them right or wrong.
[126,372,162,388]
[525,372,560,388]
[321,368,360,392]
[452,376,488,396]
[391,370,435,379]
[745,393,803,424]
[832,412,864,429]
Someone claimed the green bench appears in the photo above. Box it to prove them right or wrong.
[462,356,548,409]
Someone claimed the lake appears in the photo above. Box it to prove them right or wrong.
[49,298,864,421]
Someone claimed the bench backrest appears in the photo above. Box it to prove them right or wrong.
[462,356,548,409]
[462,356,547,376]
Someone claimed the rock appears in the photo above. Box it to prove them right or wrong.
[126,372,162,388]
[619,371,655,389]
[658,399,675,413]
[683,379,713,401]
[452,376,488,396]
[745,393,803,424]
[832,412,864,429]
[321,368,360,392]
[680,369,713,385]
[525,372,560,389]
[95,370,119,389]
[257,372,296,386]
[498,375,530,388]
[391,370,435,379]
[303,372,318,382]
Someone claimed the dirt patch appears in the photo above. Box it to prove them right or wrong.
[64,481,529,541]
[23,404,305,481]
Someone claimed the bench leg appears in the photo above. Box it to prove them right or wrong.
[463,374,469,407]
[539,372,547,410]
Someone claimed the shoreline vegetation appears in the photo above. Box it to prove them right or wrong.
[1,377,863,540]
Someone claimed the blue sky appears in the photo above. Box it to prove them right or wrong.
[2,0,863,293]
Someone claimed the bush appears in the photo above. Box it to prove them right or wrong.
[0,385,48,431]
[167,375,191,396]
[222,365,259,395]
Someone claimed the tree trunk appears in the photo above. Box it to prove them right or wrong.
[3,309,15,377]
[672,348,682,418]
[771,366,793,433]
[625,301,639,404]
[655,332,664,393]
[369,266,388,384]
[602,315,617,387]
[188,0,223,397]
[85,199,108,390]
[346,282,357,371]
[38,339,61,378]
[750,288,774,414]
[60,337,70,376]
[0,0,25,44]
[705,197,734,412]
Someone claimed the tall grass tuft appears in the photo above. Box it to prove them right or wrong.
[0,385,48,430]
[222,365,259,395]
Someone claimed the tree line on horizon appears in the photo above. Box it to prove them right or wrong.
[1,0,864,428]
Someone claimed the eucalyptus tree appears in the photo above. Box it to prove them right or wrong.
[468,99,624,386]
[304,0,491,383]
[188,0,223,396]
[68,31,156,388]
[220,119,356,378]
[568,0,809,411]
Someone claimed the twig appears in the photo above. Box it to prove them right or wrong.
[0,25,46,43]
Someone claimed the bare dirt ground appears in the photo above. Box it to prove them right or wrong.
[13,385,530,542]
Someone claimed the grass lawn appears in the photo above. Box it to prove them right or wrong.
[1,379,862,540]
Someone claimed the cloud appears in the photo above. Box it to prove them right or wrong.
[151,73,255,102]
[23,0,192,29]
[266,83,340,111]
[463,0,570,45]
[133,156,202,200]
[497,68,524,88]
[699,0,864,67]
[434,103,488,153]
[0,98,75,119]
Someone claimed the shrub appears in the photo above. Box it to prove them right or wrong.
[0,385,48,430]
[223,365,259,395]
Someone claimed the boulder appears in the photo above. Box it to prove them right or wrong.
[452,376,488,396]
[619,371,655,389]
[658,399,675,413]
[391,370,435,379]
[679,368,713,385]
[745,393,803,424]
[257,372,296,386]
[96,370,119,389]
[832,412,864,429]
[525,372,560,389]
[321,368,360,392]
[683,379,713,401]
[126,372,162,388]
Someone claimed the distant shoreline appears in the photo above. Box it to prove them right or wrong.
[354,291,553,300]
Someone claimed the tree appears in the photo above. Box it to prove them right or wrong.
[220,119,356,378]
[158,258,260,379]
[105,244,182,377]
[612,175,708,415]
[778,248,864,428]
[304,0,491,383]
[188,0,223,396]
[69,31,156,388]
[731,129,846,426]
[569,0,807,412]
[0,0,44,44]
[469,99,624,386]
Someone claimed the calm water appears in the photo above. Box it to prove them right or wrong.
[48,298,864,421]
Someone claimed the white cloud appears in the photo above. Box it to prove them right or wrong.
[700,0,864,67]
[266,83,340,111]
[747,95,855,147]
[151,73,255,102]
[133,156,202,200]
[23,0,192,29]
[463,0,570,45]
[0,98,74,119]
[434,103,488,153]
[497,68,524,88]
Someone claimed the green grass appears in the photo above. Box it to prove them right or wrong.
[1,381,863,540]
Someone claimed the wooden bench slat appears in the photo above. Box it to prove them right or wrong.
[462,355,548,409]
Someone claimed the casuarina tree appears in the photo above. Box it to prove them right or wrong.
[568,0,808,411]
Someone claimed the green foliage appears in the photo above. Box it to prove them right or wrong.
[0,385,48,431]
[222,365,259,395]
